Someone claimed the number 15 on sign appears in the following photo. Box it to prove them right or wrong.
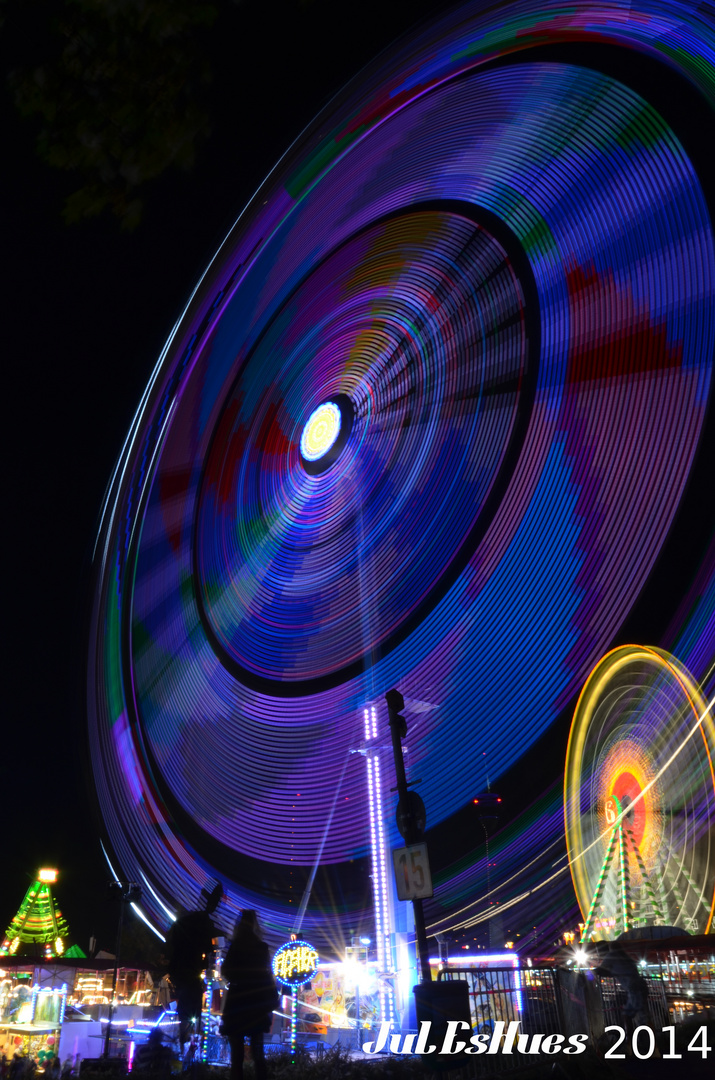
[393,842,434,899]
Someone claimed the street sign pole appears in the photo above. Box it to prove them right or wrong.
[385,689,432,983]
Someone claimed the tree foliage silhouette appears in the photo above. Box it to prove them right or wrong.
[10,0,219,228]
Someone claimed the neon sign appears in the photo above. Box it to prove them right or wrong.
[272,940,319,988]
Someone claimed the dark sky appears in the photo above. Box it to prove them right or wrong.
[1,0,457,953]
[2,0,713,956]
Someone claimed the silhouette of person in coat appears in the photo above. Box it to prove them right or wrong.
[220,911,278,1080]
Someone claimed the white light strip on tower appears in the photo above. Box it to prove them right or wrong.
[366,704,387,1025]
[366,722,380,1007]
[363,703,395,1026]
[374,750,393,1024]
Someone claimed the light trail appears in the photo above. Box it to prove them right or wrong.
[426,835,564,930]
[429,692,714,936]
[559,693,715,871]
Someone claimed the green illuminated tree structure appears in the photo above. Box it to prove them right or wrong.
[1,869,71,957]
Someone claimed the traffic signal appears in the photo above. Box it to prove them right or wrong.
[385,688,407,738]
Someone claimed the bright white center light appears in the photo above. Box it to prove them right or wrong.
[300,401,341,461]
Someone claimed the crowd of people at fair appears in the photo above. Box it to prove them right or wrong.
[0,1053,75,1080]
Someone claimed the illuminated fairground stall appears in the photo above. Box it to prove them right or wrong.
[268,949,526,1048]
[203,937,389,1062]
[0,866,182,1064]
[297,958,382,1040]
[0,976,66,1064]
[0,960,175,1066]
[283,941,385,1041]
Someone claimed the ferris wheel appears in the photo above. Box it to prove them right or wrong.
[564,645,715,942]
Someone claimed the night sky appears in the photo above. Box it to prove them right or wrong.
[2,0,713,956]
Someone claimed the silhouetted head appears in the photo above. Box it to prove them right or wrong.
[233,909,260,941]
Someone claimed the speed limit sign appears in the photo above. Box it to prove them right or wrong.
[393,842,434,899]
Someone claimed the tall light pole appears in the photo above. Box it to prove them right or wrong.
[385,689,431,984]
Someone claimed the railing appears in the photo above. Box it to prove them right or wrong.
[207,953,715,1073]
[647,954,715,1015]
[597,973,669,1030]
[438,966,564,1036]
[437,967,565,1074]
[436,958,713,1075]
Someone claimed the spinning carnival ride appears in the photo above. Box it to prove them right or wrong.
[88,0,715,944]
[565,646,715,942]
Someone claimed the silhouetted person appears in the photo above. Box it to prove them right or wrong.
[133,1029,172,1078]
[44,1057,60,1080]
[166,906,216,1047]
[220,911,278,1080]
[593,941,650,1026]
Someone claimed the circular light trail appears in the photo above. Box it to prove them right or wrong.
[300,401,341,463]
[565,646,715,939]
[87,0,715,943]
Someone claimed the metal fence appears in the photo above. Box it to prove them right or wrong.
[597,973,669,1030]
[438,966,564,1037]
[435,960,705,1076]
[645,953,715,1021]
[436,967,567,1075]
[207,955,715,1074]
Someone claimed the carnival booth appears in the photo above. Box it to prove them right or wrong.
[0,979,67,1064]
